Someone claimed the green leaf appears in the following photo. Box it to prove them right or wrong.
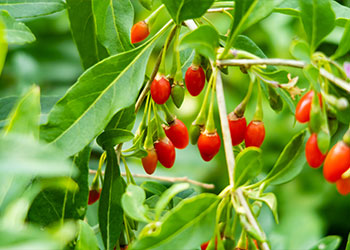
[161,0,214,24]
[332,19,350,59]
[121,184,150,223]
[99,148,126,250]
[0,0,65,18]
[308,236,341,250]
[4,86,40,139]
[267,84,283,113]
[106,105,136,130]
[248,192,279,223]
[139,0,154,11]
[92,0,134,55]
[141,181,167,196]
[96,128,134,149]
[289,39,311,62]
[179,25,219,60]
[75,220,99,250]
[155,183,190,219]
[0,10,35,45]
[0,16,6,76]
[265,130,307,185]
[298,0,336,52]
[66,0,108,69]
[234,147,262,188]
[130,193,219,250]
[303,64,321,91]
[40,29,163,157]
[346,233,350,250]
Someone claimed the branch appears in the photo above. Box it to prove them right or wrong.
[217,58,350,93]
[89,169,215,189]
[207,7,233,13]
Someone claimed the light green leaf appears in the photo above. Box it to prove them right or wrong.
[96,128,134,149]
[299,0,335,52]
[0,0,65,18]
[66,0,108,69]
[161,0,214,24]
[75,220,99,250]
[141,181,167,196]
[40,27,165,157]
[121,184,150,223]
[139,0,154,11]
[179,25,219,60]
[308,236,341,250]
[289,39,311,62]
[0,10,35,45]
[248,192,279,223]
[234,147,262,188]
[346,233,350,250]
[0,16,6,76]
[92,0,134,55]
[332,19,350,59]
[130,193,219,250]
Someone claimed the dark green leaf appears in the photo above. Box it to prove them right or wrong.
[99,148,126,250]
[66,0,108,69]
[40,29,163,157]
[267,84,283,113]
[299,0,335,52]
[92,0,134,55]
[179,25,219,60]
[106,105,136,130]
[0,17,6,76]
[76,220,99,250]
[0,0,65,18]
[161,0,214,24]
[141,181,167,196]
[96,129,134,149]
[121,184,150,223]
[308,236,341,250]
[265,130,307,185]
[131,194,219,250]
[346,233,350,250]
[0,10,35,45]
[234,147,262,188]
[332,19,350,59]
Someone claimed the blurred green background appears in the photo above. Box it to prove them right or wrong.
[0,0,349,249]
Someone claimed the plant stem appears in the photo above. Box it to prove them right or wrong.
[89,169,215,189]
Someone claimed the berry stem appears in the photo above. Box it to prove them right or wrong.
[253,81,263,121]
[153,101,167,139]
[193,73,214,126]
[144,4,165,25]
[343,126,350,147]
[192,51,202,67]
[135,94,150,138]
[161,104,175,124]
[122,156,136,185]
[206,69,218,133]
[159,25,177,75]
[144,97,154,149]
[234,73,255,117]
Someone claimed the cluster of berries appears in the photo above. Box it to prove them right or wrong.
[296,90,350,195]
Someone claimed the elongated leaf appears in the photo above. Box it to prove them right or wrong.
[265,130,306,185]
[106,105,136,130]
[27,146,91,226]
[308,236,341,250]
[0,16,6,76]
[122,184,150,223]
[99,148,126,250]
[40,29,163,157]
[179,25,219,60]
[92,0,134,55]
[299,0,335,52]
[0,10,35,45]
[234,147,262,188]
[97,129,134,149]
[66,0,108,69]
[332,19,350,59]
[346,233,350,250]
[0,0,65,18]
[141,181,167,196]
[4,86,40,139]
[162,0,214,24]
[76,220,99,250]
[131,193,219,250]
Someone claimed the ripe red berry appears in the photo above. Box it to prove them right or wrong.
[197,131,221,161]
[323,141,350,182]
[305,133,327,168]
[295,90,322,123]
[141,148,158,174]
[245,120,265,148]
[336,177,350,195]
[163,119,189,149]
[151,77,171,104]
[228,114,247,146]
[88,189,101,205]
[201,241,209,250]
[130,21,149,44]
[154,137,176,168]
[185,65,206,96]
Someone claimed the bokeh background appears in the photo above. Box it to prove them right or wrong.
[1,0,350,249]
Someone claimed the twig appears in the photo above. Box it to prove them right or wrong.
[235,188,270,250]
[207,7,233,13]
[89,169,215,189]
[217,58,350,93]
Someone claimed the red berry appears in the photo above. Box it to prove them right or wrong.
[228,114,247,146]
[163,119,189,149]
[185,65,206,96]
[295,90,322,123]
[88,189,100,205]
[131,21,149,44]
[151,77,171,104]
[245,121,265,148]
[305,133,327,168]
[323,141,350,182]
[154,137,176,168]
[141,148,158,174]
[336,177,350,195]
[201,241,209,250]
[197,131,221,161]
